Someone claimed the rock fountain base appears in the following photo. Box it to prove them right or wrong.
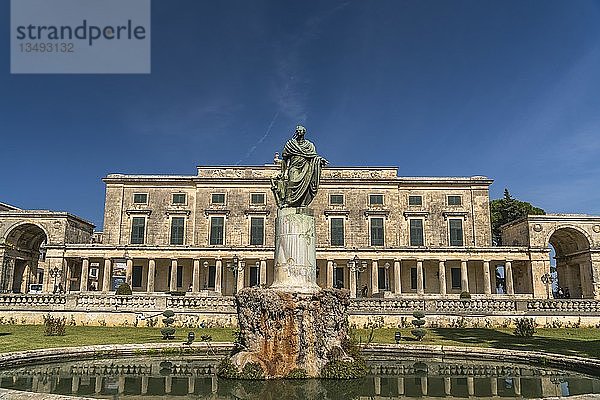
[226,287,355,379]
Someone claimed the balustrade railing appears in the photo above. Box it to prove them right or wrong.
[433,299,517,314]
[166,296,236,313]
[526,299,600,314]
[76,294,158,310]
[0,294,66,307]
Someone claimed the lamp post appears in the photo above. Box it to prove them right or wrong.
[541,272,555,299]
[384,262,391,292]
[202,261,209,289]
[226,255,244,293]
[49,266,62,293]
[350,255,368,297]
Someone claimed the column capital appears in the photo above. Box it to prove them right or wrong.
[482,259,491,264]
[505,259,513,264]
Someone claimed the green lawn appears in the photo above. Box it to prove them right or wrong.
[0,325,234,353]
[353,327,600,359]
[1,325,599,359]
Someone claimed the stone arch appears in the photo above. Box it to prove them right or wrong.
[1,222,48,293]
[547,225,593,299]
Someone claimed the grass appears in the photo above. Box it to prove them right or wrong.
[0,325,234,353]
[1,325,599,359]
[353,327,600,359]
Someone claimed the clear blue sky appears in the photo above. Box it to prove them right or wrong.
[1,0,600,229]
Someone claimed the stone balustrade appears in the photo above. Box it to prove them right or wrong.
[1,293,600,318]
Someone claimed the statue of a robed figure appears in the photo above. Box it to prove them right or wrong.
[271,125,328,208]
[226,125,360,380]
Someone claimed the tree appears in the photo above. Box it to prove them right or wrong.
[490,189,545,246]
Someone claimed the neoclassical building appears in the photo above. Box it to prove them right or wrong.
[1,164,599,301]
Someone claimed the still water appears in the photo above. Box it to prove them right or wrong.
[1,355,599,399]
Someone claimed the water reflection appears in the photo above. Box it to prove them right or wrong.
[1,356,599,399]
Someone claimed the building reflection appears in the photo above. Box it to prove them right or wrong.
[1,358,599,399]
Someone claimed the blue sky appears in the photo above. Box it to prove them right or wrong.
[1,0,600,229]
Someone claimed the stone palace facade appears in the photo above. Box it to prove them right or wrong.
[2,164,599,303]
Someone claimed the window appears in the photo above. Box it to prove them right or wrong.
[133,193,147,204]
[408,195,422,206]
[449,218,464,246]
[130,217,145,244]
[370,217,384,246]
[330,194,344,205]
[250,193,265,205]
[369,194,384,205]
[170,217,185,245]
[250,263,260,287]
[211,193,225,204]
[410,267,425,290]
[330,218,345,246]
[447,195,462,206]
[209,216,225,245]
[451,267,461,289]
[177,265,183,288]
[132,266,143,288]
[334,267,344,289]
[172,193,186,204]
[250,217,265,246]
[409,219,424,246]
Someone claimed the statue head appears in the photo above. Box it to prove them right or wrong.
[294,125,307,139]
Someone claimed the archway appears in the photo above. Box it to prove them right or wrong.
[1,223,47,293]
[548,227,593,299]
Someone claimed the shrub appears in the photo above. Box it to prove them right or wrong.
[43,314,66,336]
[514,318,536,337]
[286,368,308,379]
[320,359,368,379]
[411,310,426,341]
[217,357,239,379]
[240,362,265,379]
[115,283,132,295]
[460,291,471,299]
[161,310,176,340]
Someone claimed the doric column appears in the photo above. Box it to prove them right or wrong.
[483,260,492,295]
[118,376,125,394]
[43,261,51,293]
[170,259,178,291]
[192,259,200,292]
[467,377,474,397]
[147,259,155,292]
[438,260,446,295]
[349,262,357,299]
[397,377,405,396]
[126,258,133,286]
[80,258,89,292]
[188,377,195,394]
[513,377,521,396]
[505,261,514,295]
[215,259,222,294]
[416,260,424,295]
[374,376,381,396]
[490,377,498,396]
[71,376,79,393]
[420,377,428,396]
[95,377,102,393]
[236,261,245,293]
[460,260,469,292]
[141,377,148,395]
[102,259,112,292]
[444,377,451,396]
[393,260,401,294]
[326,260,334,288]
[165,376,172,394]
[371,260,379,295]
[260,260,267,286]
[579,262,590,298]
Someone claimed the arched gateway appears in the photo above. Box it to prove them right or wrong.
[549,226,594,298]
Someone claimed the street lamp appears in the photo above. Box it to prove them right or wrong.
[350,255,368,297]
[541,272,555,299]
[49,267,62,293]
[226,255,244,292]
[202,261,209,289]
[384,262,391,292]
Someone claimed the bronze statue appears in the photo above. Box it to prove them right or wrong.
[271,125,328,208]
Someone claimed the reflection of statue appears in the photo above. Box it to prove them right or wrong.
[271,125,328,208]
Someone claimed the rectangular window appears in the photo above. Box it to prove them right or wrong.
[408,195,422,206]
[370,217,385,246]
[172,193,186,204]
[410,267,425,290]
[170,217,185,245]
[132,266,142,288]
[330,194,344,205]
[209,216,225,245]
[130,217,145,244]
[330,217,345,246]
[250,217,265,246]
[133,193,147,204]
[409,219,424,246]
[447,195,462,206]
[449,219,464,246]
[451,267,461,289]
[369,194,384,205]
[211,193,225,204]
[250,193,265,205]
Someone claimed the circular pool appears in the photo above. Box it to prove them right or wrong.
[0,344,599,399]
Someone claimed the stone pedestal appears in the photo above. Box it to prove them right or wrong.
[271,207,320,293]
[231,287,351,378]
